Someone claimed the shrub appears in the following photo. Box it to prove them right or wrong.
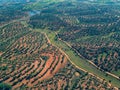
[0,83,12,90]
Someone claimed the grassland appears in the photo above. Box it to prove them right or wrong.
[112,70,120,77]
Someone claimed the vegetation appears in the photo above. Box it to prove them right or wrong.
[0,3,27,25]
[32,62,115,90]
[0,22,68,89]
[28,0,120,76]
[0,83,12,90]
[0,0,120,89]
[36,28,120,88]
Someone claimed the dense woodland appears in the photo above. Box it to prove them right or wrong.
[0,4,26,25]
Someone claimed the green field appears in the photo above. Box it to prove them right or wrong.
[112,70,120,77]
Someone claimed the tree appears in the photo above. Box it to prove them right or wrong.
[0,83,12,90]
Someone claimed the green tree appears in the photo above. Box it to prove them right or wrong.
[0,83,12,90]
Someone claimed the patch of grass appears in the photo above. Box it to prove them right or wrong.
[112,69,120,77]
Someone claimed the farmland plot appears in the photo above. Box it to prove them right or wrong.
[0,26,67,89]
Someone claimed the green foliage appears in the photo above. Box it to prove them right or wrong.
[41,56,49,61]
[28,0,120,73]
[24,0,65,10]
[1,0,120,89]
[0,66,8,71]
[0,3,27,24]
[0,83,12,90]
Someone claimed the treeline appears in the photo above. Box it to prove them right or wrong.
[29,13,68,30]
